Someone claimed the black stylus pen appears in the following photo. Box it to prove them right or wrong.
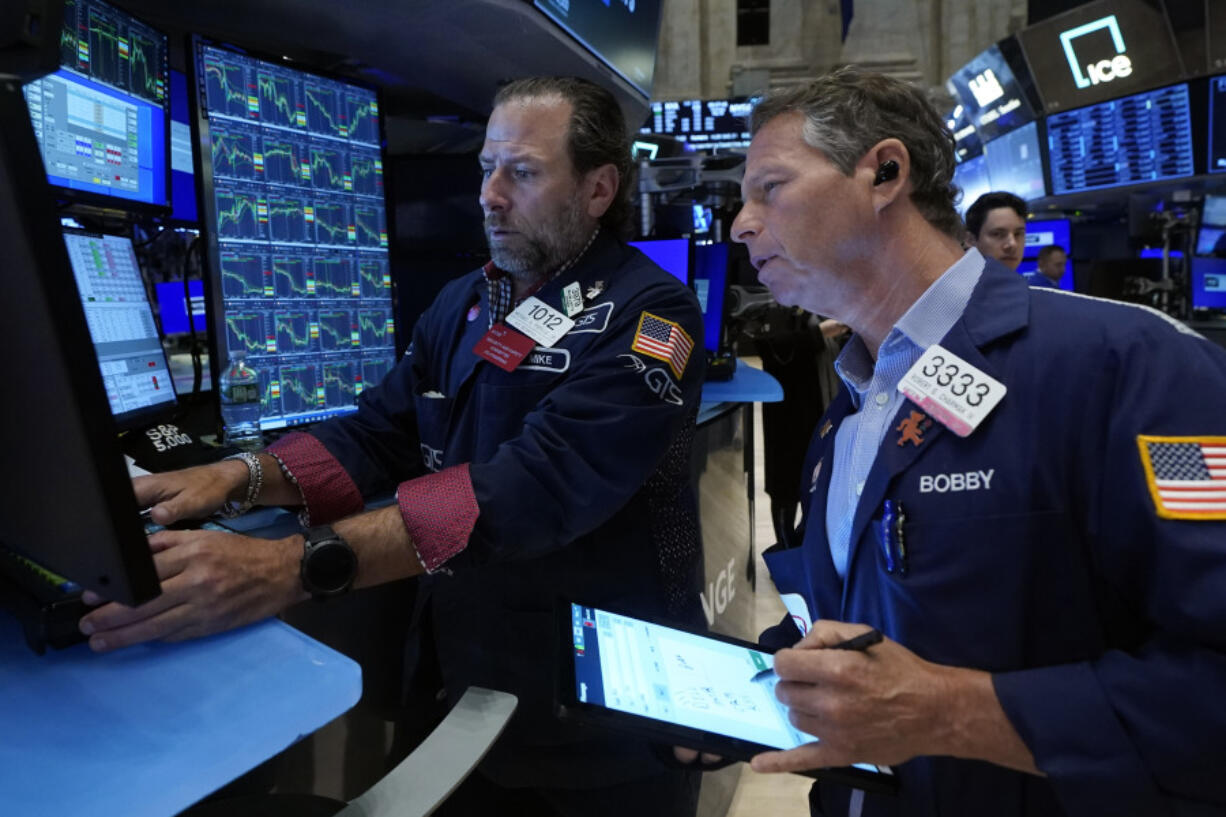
[750,628,884,683]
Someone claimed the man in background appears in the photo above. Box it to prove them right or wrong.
[1025,243,1067,288]
[966,190,1027,270]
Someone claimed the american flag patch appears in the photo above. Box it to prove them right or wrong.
[631,312,693,379]
[1137,435,1226,520]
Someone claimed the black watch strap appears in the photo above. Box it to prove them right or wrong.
[301,525,357,600]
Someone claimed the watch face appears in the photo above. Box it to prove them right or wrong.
[305,540,357,594]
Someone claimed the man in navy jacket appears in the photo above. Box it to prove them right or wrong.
[81,77,706,815]
[730,66,1226,816]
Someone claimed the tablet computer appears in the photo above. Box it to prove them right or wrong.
[555,601,898,794]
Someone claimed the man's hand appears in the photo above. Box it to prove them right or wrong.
[78,528,306,652]
[133,460,249,525]
[750,620,1040,777]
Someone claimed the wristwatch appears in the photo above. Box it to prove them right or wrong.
[300,526,357,600]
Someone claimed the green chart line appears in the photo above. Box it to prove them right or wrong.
[258,74,297,126]
[305,88,344,136]
[226,316,266,352]
[273,261,308,295]
[205,59,247,108]
[276,316,312,348]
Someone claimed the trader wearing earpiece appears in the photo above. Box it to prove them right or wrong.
[728,66,1226,817]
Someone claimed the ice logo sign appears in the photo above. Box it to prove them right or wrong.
[968,69,1005,108]
[1060,14,1132,89]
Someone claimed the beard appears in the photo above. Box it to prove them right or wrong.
[484,191,592,285]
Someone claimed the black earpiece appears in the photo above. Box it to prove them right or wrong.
[873,160,899,186]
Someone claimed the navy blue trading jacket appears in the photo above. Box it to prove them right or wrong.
[310,230,707,788]
[762,260,1226,816]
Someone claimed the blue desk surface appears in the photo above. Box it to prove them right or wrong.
[700,362,783,404]
[0,613,361,817]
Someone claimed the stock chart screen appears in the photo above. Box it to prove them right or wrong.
[1046,82,1193,195]
[1209,75,1226,173]
[195,41,395,431]
[640,98,755,150]
[22,0,168,208]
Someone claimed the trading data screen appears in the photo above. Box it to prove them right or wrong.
[640,98,755,151]
[22,0,168,208]
[1209,75,1226,173]
[982,121,1047,201]
[62,230,177,425]
[195,42,395,431]
[946,43,1036,142]
[953,154,991,216]
[1047,82,1193,195]
[1191,257,1226,309]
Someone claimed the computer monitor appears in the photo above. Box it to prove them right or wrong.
[692,242,729,353]
[1046,82,1194,195]
[640,98,755,151]
[193,37,397,432]
[953,154,991,217]
[168,69,198,223]
[155,280,208,335]
[1017,0,1184,114]
[62,228,178,431]
[945,41,1037,143]
[982,121,1046,201]
[0,82,160,607]
[1196,194,1226,255]
[20,0,169,211]
[629,238,690,284]
[943,98,983,163]
[1190,257,1226,310]
[534,0,663,97]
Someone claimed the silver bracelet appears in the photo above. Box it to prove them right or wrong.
[221,452,263,518]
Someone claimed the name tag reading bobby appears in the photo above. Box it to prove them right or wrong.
[506,296,575,347]
[898,345,1005,437]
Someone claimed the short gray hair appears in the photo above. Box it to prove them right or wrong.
[749,66,963,239]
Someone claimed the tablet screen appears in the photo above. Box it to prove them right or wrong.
[569,603,816,750]
[563,603,895,794]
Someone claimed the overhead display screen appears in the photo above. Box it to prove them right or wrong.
[953,154,991,216]
[1046,82,1193,195]
[640,98,755,150]
[946,43,1036,142]
[943,95,983,162]
[983,121,1046,201]
[22,0,169,209]
[1210,75,1226,174]
[535,0,663,97]
[1018,0,1183,114]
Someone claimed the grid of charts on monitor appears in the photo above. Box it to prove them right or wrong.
[195,42,395,431]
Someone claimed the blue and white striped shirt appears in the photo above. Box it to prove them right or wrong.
[824,248,987,578]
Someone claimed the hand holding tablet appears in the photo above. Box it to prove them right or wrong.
[556,602,898,794]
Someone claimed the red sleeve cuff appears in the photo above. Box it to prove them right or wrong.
[266,432,364,524]
[396,463,478,573]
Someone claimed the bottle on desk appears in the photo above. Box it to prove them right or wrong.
[218,351,262,451]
